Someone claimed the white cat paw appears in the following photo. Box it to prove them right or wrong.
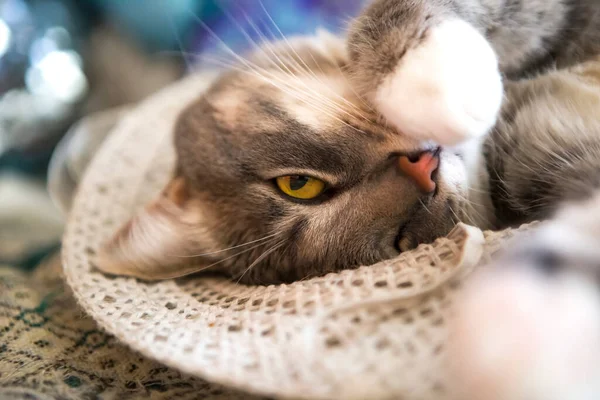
[374,19,503,146]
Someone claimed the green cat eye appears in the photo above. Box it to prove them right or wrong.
[276,175,326,200]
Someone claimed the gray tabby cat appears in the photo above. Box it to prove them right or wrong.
[96,0,600,285]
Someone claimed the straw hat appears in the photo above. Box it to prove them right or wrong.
[62,71,532,399]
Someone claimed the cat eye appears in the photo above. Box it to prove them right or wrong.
[276,175,326,200]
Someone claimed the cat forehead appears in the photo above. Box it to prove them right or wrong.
[202,75,372,173]
[271,72,356,130]
[208,70,384,137]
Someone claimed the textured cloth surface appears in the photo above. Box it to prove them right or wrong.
[61,72,536,400]
[0,255,265,400]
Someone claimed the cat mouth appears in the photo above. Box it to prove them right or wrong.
[394,217,421,253]
[395,232,414,253]
[393,173,459,254]
[393,208,422,253]
[394,205,452,253]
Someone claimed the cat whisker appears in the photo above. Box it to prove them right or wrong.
[239,11,342,107]
[183,8,265,75]
[246,20,372,125]
[465,186,489,195]
[337,62,376,112]
[419,198,434,215]
[159,51,244,74]
[448,203,464,226]
[257,1,372,120]
[452,192,492,226]
[203,1,371,125]
[234,239,287,284]
[185,11,369,134]
[208,5,325,102]
[168,237,282,280]
[176,230,283,258]
[464,195,493,223]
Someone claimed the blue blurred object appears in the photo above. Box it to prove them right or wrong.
[0,0,87,174]
[87,0,362,53]
[88,0,202,51]
[86,0,363,66]
[188,0,363,58]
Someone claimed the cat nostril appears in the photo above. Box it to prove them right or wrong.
[407,153,421,163]
[398,149,440,193]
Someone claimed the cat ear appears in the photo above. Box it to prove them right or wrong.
[95,176,208,280]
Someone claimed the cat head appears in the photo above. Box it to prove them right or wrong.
[96,32,475,284]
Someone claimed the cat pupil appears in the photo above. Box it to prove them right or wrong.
[290,176,309,191]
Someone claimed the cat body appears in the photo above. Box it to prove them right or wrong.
[96,0,600,285]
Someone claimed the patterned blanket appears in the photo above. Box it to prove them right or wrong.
[0,254,264,399]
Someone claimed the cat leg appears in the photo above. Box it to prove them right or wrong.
[371,18,502,146]
[347,0,503,145]
[449,192,600,400]
[486,56,600,225]
[347,0,569,146]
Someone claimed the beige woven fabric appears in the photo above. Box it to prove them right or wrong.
[62,72,535,400]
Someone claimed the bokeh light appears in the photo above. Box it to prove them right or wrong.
[25,49,87,103]
[0,19,10,58]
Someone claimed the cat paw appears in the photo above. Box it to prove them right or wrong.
[374,19,503,146]
[450,208,600,400]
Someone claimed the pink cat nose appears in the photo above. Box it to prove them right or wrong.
[398,149,440,193]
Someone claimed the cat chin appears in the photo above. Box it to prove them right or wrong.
[373,19,503,146]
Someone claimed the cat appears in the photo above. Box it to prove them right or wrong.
[95,0,600,285]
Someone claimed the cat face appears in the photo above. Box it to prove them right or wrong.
[96,34,473,284]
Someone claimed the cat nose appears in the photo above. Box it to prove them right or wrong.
[398,149,440,193]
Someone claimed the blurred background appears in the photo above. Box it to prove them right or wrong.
[0,0,362,270]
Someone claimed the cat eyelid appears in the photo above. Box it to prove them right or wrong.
[262,169,340,186]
